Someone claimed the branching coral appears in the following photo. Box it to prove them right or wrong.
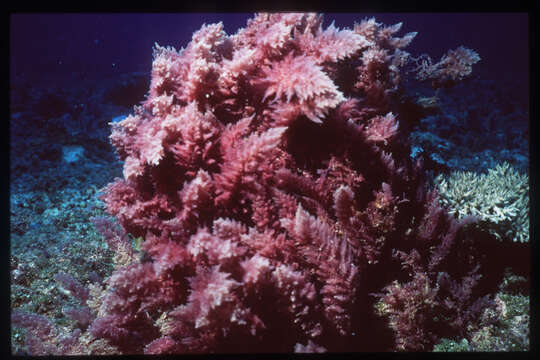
[435,162,529,243]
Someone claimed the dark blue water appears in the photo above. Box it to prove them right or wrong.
[10,13,528,86]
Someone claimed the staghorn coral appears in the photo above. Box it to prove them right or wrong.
[13,13,492,354]
[434,162,529,243]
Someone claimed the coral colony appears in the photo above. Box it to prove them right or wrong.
[14,13,527,354]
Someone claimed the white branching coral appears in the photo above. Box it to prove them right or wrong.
[435,162,529,243]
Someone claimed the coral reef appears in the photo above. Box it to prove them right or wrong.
[435,162,529,243]
[11,13,526,354]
